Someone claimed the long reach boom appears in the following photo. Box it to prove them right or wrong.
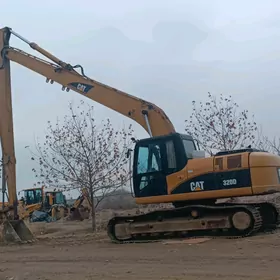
[0,26,175,212]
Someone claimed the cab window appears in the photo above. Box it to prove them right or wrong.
[166,140,176,169]
[137,144,162,174]
[182,139,196,155]
[34,189,42,203]
[55,192,65,204]
[24,190,37,205]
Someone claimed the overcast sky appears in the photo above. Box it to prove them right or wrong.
[1,0,280,192]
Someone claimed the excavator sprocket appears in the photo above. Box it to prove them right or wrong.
[107,202,280,244]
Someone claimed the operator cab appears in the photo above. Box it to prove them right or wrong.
[133,132,201,198]
[21,188,43,205]
[43,191,66,209]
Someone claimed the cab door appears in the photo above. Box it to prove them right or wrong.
[133,141,168,197]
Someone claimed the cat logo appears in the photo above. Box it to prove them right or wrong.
[67,82,94,94]
[190,181,205,192]
[77,83,87,92]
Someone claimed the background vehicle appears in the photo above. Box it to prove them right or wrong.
[1,26,280,244]
[18,186,67,220]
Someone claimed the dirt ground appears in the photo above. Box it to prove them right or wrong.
[1,214,280,280]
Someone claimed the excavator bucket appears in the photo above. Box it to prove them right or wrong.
[0,220,35,243]
[68,208,83,221]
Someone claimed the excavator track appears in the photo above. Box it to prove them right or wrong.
[107,201,280,244]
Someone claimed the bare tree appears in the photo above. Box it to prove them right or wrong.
[264,138,280,155]
[185,92,259,155]
[29,100,134,231]
[257,129,280,155]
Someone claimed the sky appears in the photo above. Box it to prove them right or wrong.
[1,0,280,193]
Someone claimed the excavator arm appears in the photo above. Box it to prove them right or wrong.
[0,29,17,211]
[68,188,92,220]
[1,27,175,136]
[0,26,175,213]
[72,188,92,209]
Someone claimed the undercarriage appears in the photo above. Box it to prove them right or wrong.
[107,198,280,244]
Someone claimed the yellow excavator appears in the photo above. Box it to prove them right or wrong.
[1,26,280,244]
